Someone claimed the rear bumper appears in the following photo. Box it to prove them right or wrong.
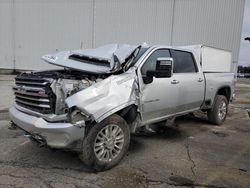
[9,106,85,149]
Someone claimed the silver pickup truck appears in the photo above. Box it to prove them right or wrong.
[9,43,235,171]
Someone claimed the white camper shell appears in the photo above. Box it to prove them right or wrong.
[179,45,232,73]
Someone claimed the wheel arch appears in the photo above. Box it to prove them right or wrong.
[116,104,138,124]
[95,102,138,123]
[216,86,231,102]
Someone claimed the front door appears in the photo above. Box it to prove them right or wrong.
[138,48,205,125]
[138,48,179,124]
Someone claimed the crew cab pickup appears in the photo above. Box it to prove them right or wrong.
[9,44,235,171]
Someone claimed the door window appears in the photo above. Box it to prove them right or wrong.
[171,50,197,73]
[141,49,170,75]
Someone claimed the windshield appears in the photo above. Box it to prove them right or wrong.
[124,47,149,71]
[131,47,149,66]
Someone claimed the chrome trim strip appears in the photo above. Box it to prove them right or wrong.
[16,99,51,108]
[13,85,46,92]
[13,89,48,97]
[15,94,50,102]
[16,81,48,85]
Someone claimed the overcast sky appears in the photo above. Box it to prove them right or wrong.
[239,0,250,66]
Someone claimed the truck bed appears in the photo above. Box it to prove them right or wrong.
[203,72,235,107]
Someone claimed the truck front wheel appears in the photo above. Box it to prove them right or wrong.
[79,114,130,171]
[207,95,228,125]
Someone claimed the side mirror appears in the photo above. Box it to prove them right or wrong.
[143,57,174,84]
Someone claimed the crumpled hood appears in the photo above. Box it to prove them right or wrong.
[42,44,140,73]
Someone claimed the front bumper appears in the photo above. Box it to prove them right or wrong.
[9,106,85,149]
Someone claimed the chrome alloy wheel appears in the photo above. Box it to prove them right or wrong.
[94,124,124,162]
[218,101,227,120]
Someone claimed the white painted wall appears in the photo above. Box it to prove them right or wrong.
[0,0,14,69]
[0,0,245,71]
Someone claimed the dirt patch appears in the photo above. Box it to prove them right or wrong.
[169,175,194,186]
[100,167,147,188]
[129,137,145,153]
[212,130,228,137]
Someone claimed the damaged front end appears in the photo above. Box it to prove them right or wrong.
[13,69,108,121]
[10,44,144,149]
[40,44,143,125]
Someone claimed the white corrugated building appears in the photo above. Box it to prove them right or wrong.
[0,0,245,72]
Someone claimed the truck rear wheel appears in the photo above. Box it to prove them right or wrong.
[207,95,228,125]
[79,114,130,171]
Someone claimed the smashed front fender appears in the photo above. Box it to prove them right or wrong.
[65,71,138,122]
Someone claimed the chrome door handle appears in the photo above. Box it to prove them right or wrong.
[171,80,179,84]
[198,78,204,82]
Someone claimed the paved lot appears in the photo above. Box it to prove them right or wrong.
[0,75,249,188]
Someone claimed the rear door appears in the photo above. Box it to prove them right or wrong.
[170,49,204,113]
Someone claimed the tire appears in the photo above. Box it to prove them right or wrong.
[207,95,228,125]
[79,114,130,171]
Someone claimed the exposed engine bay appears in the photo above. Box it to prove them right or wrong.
[51,70,107,114]
[14,69,108,115]
[51,70,105,95]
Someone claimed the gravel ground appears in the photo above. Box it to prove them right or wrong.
[0,76,249,188]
